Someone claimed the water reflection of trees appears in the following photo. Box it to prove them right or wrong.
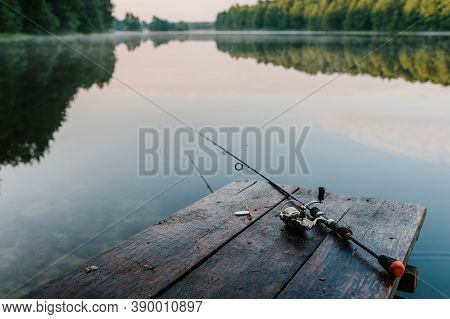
[0,39,116,166]
[215,35,449,86]
[1,34,447,167]
[0,36,150,167]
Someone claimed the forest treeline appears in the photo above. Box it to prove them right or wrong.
[148,16,189,31]
[148,17,214,31]
[216,0,450,31]
[113,12,146,31]
[113,14,214,32]
[0,0,113,34]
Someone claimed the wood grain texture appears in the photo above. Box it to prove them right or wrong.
[25,180,297,299]
[25,180,426,299]
[160,188,355,298]
[277,198,426,299]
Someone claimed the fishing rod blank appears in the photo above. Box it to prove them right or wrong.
[197,131,306,206]
[188,155,214,194]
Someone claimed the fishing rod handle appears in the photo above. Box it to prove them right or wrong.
[327,221,353,240]
[310,207,352,239]
[346,231,405,277]
[350,235,406,277]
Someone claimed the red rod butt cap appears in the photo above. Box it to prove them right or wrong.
[378,255,405,277]
[389,261,405,277]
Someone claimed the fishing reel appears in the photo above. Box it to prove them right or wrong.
[279,187,407,277]
[280,187,331,231]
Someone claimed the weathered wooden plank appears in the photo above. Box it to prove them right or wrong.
[25,180,297,299]
[160,189,356,299]
[277,198,426,299]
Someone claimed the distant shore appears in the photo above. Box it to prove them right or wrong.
[0,33,32,42]
[1,30,449,43]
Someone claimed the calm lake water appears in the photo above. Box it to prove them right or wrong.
[0,31,449,298]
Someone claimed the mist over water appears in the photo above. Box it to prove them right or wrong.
[0,32,449,298]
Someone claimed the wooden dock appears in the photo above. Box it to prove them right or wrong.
[26,180,426,299]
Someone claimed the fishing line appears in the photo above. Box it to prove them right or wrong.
[188,155,214,194]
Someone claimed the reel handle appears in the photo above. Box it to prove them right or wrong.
[318,187,326,201]
[378,255,405,277]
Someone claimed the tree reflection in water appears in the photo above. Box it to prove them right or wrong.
[1,33,447,168]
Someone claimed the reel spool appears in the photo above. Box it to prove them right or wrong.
[280,205,316,230]
[279,192,328,231]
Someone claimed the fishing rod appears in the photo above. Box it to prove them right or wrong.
[197,131,405,278]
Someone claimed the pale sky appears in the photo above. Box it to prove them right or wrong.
[113,0,258,22]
